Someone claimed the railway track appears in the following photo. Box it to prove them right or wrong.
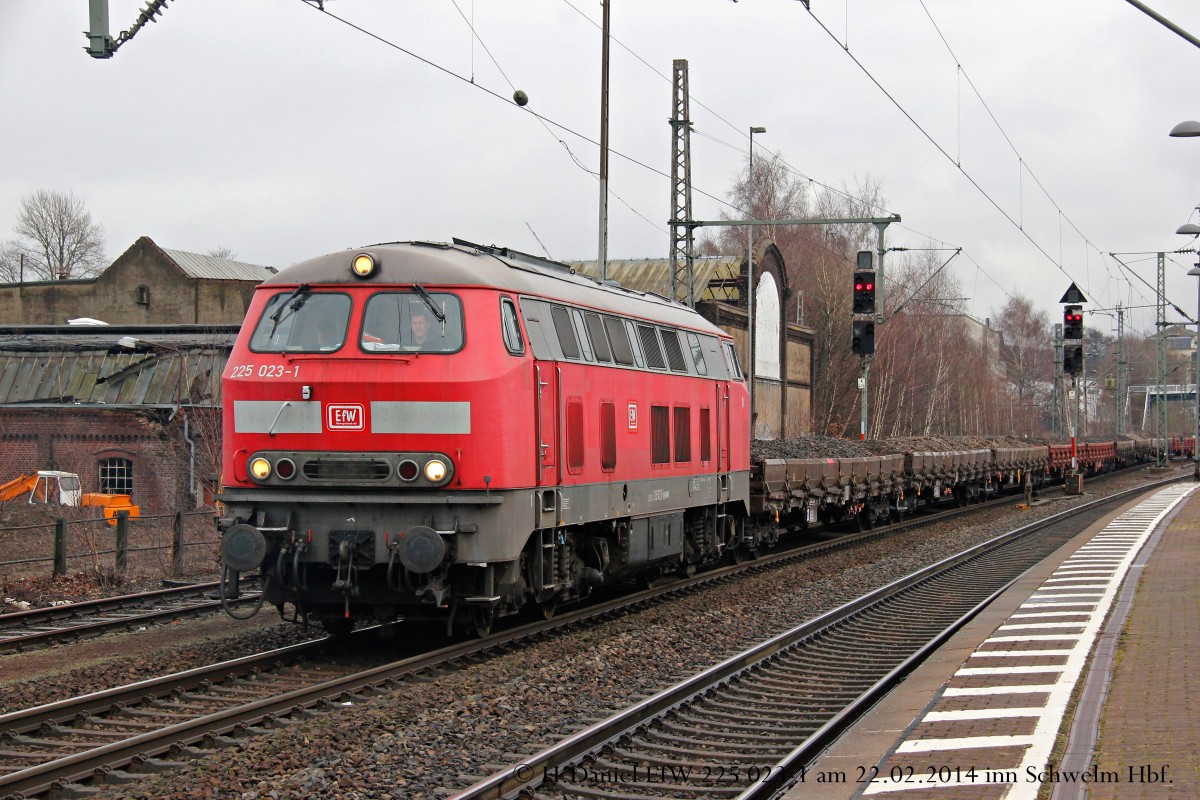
[0,471,1175,799]
[450,474,1184,800]
[0,582,261,653]
[0,470,1055,655]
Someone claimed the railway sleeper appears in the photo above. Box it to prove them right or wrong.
[655,718,805,744]
[626,734,790,762]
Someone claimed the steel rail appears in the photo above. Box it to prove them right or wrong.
[448,473,1184,800]
[0,581,261,653]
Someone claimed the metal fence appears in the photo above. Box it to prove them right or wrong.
[0,510,218,581]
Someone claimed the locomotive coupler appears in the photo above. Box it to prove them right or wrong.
[331,538,362,597]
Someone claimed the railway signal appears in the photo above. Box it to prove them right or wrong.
[1064,344,1083,374]
[1063,305,1084,340]
[853,271,876,314]
[852,320,875,355]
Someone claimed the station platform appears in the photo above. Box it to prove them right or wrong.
[781,480,1199,800]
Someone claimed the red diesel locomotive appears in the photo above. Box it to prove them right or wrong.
[217,239,752,635]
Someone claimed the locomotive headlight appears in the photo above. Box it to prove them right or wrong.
[351,253,377,279]
[249,457,272,481]
[423,458,448,483]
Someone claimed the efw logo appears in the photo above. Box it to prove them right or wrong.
[326,404,365,431]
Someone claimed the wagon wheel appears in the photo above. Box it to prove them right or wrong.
[473,607,496,638]
[539,597,559,620]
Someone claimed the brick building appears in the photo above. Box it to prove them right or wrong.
[0,327,233,514]
[0,237,275,326]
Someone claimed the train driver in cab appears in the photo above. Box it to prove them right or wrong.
[405,307,453,352]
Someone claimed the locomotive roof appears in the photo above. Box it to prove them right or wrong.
[265,240,725,334]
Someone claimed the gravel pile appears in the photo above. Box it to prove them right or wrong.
[69,469,1165,800]
[751,434,1044,461]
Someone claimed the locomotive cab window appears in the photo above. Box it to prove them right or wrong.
[250,290,352,353]
[361,291,464,353]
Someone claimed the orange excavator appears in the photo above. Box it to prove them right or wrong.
[0,471,140,523]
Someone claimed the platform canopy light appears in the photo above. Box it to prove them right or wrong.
[351,253,378,279]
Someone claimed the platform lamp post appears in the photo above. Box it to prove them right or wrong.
[747,126,766,436]
[1176,222,1200,480]
[1171,119,1200,479]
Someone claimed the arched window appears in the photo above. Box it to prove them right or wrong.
[99,458,133,495]
[754,271,781,380]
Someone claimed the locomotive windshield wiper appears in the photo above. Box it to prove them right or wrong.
[267,283,311,338]
[412,284,446,324]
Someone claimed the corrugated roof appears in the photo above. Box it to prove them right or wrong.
[0,329,235,406]
[567,256,744,302]
[161,248,277,282]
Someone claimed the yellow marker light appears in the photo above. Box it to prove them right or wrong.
[351,253,377,278]
[424,458,448,482]
[249,457,272,480]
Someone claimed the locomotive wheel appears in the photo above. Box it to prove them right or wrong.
[321,618,355,639]
[539,598,558,620]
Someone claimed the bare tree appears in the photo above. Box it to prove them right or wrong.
[9,190,107,280]
[0,241,25,283]
[207,246,238,260]
[992,294,1053,433]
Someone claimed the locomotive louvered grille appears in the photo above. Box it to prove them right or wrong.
[302,459,392,481]
[662,329,688,372]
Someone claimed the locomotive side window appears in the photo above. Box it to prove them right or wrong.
[651,405,670,465]
[601,401,617,471]
[638,324,666,370]
[700,407,712,462]
[250,291,351,353]
[662,329,689,373]
[583,312,612,363]
[500,298,525,355]
[686,332,708,376]
[570,310,594,361]
[550,305,580,360]
[723,342,744,380]
[624,320,645,368]
[605,317,635,366]
[674,406,691,463]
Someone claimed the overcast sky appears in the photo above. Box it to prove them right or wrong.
[3,1,1199,335]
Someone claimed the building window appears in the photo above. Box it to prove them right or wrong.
[700,407,711,462]
[651,405,670,465]
[601,402,617,471]
[674,406,691,463]
[136,285,150,306]
[99,458,133,495]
